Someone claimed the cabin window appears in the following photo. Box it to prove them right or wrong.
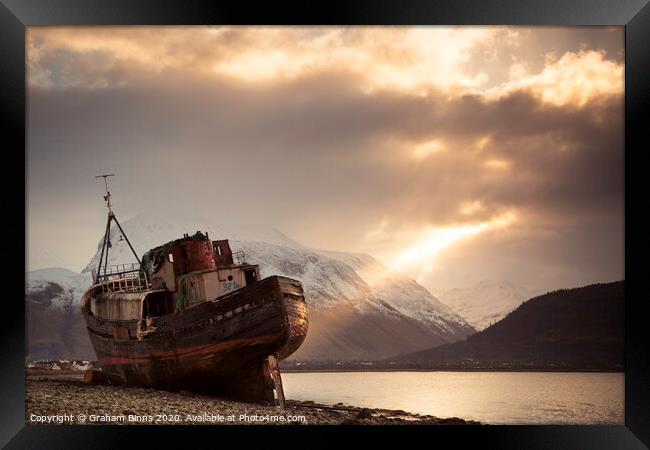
[168,253,174,263]
[217,245,222,256]
[228,275,233,281]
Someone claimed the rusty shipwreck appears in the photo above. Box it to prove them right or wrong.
[80,175,308,405]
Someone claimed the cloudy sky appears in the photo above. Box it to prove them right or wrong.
[26,26,624,293]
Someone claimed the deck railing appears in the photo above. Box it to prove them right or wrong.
[91,263,150,293]
[232,251,247,265]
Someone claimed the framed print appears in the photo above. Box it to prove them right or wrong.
[2,0,648,448]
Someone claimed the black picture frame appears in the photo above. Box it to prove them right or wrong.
[2,0,648,448]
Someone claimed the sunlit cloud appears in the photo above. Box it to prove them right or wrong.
[475,136,492,151]
[487,49,623,107]
[390,211,517,273]
[459,200,485,216]
[412,139,445,159]
[485,159,511,170]
[27,27,509,93]
[215,49,313,81]
[392,225,487,269]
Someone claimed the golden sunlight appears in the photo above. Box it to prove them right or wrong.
[390,211,516,271]
[485,159,511,170]
[412,140,445,159]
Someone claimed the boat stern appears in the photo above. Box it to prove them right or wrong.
[275,276,309,360]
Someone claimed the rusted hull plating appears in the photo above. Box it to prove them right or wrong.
[82,276,308,403]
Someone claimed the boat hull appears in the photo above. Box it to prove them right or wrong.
[81,275,308,402]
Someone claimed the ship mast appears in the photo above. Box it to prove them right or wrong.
[94,174,141,284]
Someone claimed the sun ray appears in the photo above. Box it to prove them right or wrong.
[391,211,516,271]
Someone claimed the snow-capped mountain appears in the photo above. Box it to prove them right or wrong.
[27,267,92,309]
[320,250,469,335]
[437,280,542,331]
[26,214,475,361]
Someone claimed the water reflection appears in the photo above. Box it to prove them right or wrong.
[282,371,624,424]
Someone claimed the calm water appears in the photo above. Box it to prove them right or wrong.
[282,371,624,424]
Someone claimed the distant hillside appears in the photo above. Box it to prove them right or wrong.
[393,281,624,371]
